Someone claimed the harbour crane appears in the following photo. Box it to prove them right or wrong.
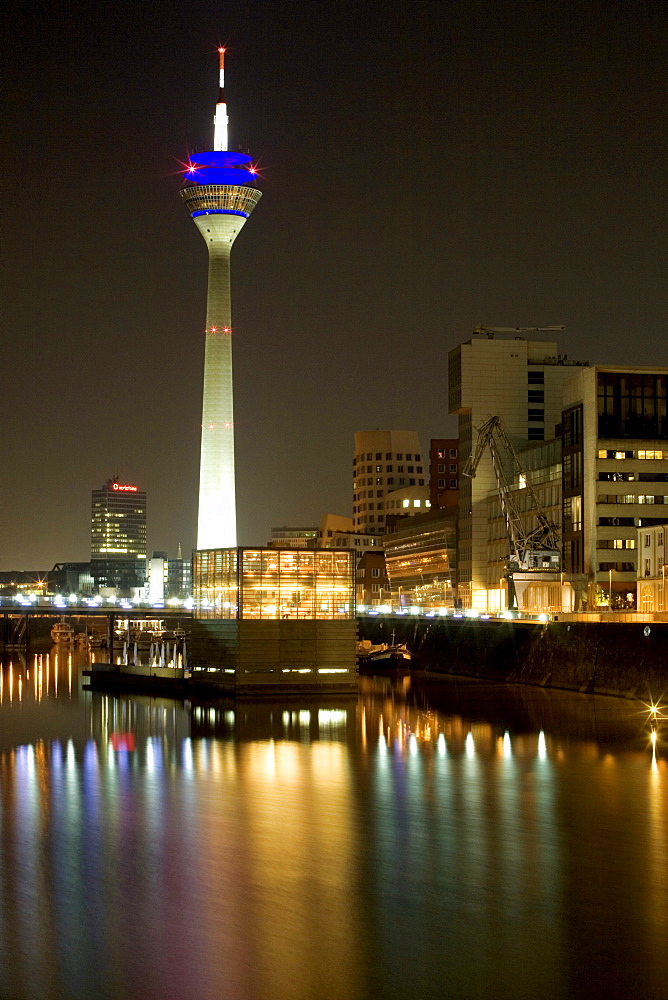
[462,415,561,575]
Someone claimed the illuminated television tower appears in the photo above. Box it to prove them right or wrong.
[181,48,261,550]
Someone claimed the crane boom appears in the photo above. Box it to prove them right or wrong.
[462,416,560,572]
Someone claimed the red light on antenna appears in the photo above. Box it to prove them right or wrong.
[218,47,225,53]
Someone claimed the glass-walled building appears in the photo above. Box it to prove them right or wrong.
[194,548,355,620]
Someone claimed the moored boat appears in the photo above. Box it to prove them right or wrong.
[358,632,412,674]
[51,621,74,644]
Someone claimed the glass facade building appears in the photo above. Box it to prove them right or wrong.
[194,548,355,620]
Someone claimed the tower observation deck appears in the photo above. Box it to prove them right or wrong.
[181,48,261,550]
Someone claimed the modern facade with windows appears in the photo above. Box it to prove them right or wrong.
[448,332,587,609]
[353,430,424,535]
[193,548,354,620]
[355,550,390,609]
[91,479,147,595]
[562,366,668,608]
[429,438,459,509]
[383,508,457,610]
[637,524,668,613]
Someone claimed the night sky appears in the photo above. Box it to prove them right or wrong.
[2,0,666,570]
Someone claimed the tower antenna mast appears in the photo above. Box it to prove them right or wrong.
[214,47,228,151]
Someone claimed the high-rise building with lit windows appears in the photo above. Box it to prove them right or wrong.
[91,478,147,593]
[353,430,425,535]
[448,331,587,610]
[181,48,261,550]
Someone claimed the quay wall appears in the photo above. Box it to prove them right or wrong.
[357,616,668,700]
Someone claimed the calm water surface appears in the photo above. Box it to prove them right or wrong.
[0,648,666,999]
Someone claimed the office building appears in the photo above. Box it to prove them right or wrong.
[429,438,459,509]
[319,514,381,552]
[562,365,668,608]
[384,507,457,609]
[448,329,587,609]
[181,49,261,550]
[356,550,390,609]
[269,526,319,549]
[353,430,424,535]
[91,479,147,595]
[637,524,668,612]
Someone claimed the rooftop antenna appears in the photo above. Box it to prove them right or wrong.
[213,47,228,151]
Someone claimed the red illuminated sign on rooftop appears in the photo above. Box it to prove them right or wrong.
[112,483,138,492]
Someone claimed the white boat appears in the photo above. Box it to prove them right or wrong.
[51,621,74,644]
[367,643,412,670]
[357,632,412,673]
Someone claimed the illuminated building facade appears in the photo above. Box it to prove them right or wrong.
[353,430,425,535]
[355,550,390,609]
[449,331,587,609]
[429,438,459,509]
[562,365,668,609]
[181,49,261,550]
[384,508,457,609]
[269,526,319,549]
[91,479,147,594]
[194,548,354,620]
[191,547,357,690]
[637,523,668,613]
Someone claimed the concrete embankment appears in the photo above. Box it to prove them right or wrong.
[357,615,668,700]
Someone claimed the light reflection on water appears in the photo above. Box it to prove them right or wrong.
[0,656,667,998]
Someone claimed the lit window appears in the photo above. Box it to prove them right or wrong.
[413,500,420,507]
[403,499,410,508]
